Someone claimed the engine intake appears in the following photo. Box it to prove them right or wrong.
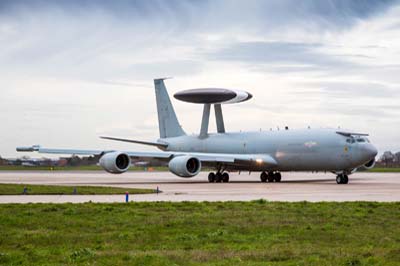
[168,156,201,177]
[99,151,131,174]
[357,158,376,171]
[363,158,376,170]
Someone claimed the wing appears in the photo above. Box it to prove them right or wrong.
[16,145,277,167]
[100,136,168,149]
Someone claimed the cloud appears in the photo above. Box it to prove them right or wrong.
[300,81,400,98]
[207,41,356,72]
[1,0,400,157]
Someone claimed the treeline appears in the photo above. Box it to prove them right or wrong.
[377,151,400,167]
[0,155,166,167]
[0,155,99,167]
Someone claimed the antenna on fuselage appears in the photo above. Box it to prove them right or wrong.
[173,88,252,138]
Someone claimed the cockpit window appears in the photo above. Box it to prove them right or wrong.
[356,138,365,143]
[346,138,355,144]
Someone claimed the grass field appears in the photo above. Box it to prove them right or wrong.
[0,184,155,195]
[367,167,400,173]
[0,202,399,265]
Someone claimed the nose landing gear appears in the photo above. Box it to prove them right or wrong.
[260,171,281,183]
[336,174,349,184]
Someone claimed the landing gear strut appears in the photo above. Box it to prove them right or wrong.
[208,171,229,183]
[260,171,282,183]
[336,174,349,184]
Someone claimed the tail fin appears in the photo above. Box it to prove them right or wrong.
[154,78,186,138]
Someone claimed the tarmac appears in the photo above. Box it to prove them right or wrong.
[0,171,399,203]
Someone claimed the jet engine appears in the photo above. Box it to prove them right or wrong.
[168,156,201,177]
[99,151,131,174]
[358,158,376,171]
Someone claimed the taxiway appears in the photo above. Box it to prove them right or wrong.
[0,171,399,203]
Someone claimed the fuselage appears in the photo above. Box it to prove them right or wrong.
[160,128,377,172]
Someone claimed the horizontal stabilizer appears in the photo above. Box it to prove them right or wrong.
[100,136,168,148]
[16,145,41,152]
[17,145,107,155]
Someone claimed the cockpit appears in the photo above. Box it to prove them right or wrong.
[346,137,370,144]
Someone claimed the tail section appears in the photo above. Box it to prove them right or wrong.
[154,78,186,138]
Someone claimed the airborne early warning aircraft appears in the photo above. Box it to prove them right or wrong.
[17,78,377,184]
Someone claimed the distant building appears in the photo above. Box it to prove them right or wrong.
[57,158,68,167]
[0,156,6,165]
[4,157,57,166]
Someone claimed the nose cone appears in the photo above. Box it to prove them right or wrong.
[363,144,378,160]
[369,145,378,158]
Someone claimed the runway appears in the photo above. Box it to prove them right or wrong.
[0,171,399,203]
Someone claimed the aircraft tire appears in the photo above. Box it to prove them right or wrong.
[215,173,223,183]
[222,172,229,183]
[274,172,282,182]
[343,175,349,184]
[336,174,348,184]
[208,172,215,183]
[267,175,274,182]
[260,172,267,182]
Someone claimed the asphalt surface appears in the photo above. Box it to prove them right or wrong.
[0,171,399,203]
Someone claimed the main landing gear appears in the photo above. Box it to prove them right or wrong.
[336,174,349,184]
[260,171,281,183]
[208,172,229,183]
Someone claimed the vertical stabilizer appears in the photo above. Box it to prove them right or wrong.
[154,78,186,138]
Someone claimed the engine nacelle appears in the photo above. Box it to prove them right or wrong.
[357,158,376,171]
[168,156,201,177]
[99,151,131,174]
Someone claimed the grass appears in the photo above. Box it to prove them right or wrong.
[0,165,169,171]
[0,201,399,265]
[0,184,155,195]
[367,167,400,173]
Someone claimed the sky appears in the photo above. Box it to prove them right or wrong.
[1,0,400,157]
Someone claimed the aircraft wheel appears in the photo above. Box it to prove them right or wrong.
[260,172,267,182]
[267,175,274,182]
[343,175,349,184]
[215,173,223,183]
[222,172,229,183]
[274,172,282,182]
[208,172,215,183]
[336,174,348,184]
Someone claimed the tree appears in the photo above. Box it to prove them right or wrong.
[395,152,400,166]
[380,151,395,167]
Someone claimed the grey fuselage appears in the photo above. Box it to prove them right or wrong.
[159,128,377,172]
